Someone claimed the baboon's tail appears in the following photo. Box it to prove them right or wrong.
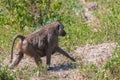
[10,34,25,63]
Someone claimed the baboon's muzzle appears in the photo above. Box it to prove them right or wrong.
[61,31,66,36]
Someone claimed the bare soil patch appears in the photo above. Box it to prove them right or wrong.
[75,42,116,67]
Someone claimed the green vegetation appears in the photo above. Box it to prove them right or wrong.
[0,0,120,79]
[0,67,15,80]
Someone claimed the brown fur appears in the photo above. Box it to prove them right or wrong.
[9,21,76,69]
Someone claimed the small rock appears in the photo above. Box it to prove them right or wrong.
[61,73,68,78]
[86,2,98,11]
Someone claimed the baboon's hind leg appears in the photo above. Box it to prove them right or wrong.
[9,51,24,69]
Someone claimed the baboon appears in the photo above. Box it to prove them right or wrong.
[9,21,76,69]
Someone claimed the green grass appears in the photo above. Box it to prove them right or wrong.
[0,0,120,80]
[0,67,15,80]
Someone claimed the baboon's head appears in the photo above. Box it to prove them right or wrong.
[54,21,66,36]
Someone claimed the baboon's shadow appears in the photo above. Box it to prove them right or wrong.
[50,62,77,71]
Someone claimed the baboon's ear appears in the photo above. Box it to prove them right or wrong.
[57,24,60,30]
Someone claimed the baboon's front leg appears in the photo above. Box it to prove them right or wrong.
[46,46,54,70]
[34,55,42,66]
[46,51,52,68]
[56,47,76,62]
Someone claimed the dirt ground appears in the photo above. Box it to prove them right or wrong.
[0,42,116,80]
[75,42,116,67]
